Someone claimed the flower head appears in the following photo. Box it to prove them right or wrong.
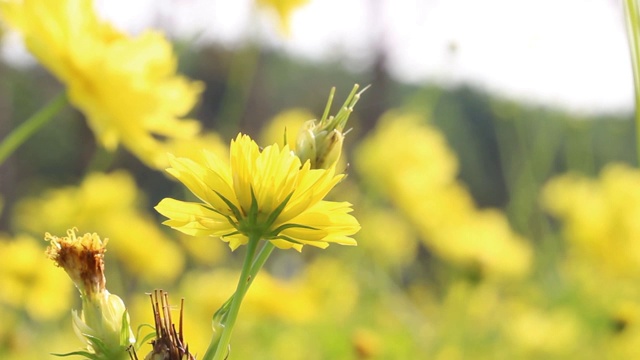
[46,229,135,359]
[0,0,203,168]
[255,0,309,35]
[46,229,107,299]
[155,134,359,251]
[143,290,195,360]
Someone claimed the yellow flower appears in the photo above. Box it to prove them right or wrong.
[13,171,185,283]
[0,234,73,320]
[255,0,309,35]
[260,108,315,149]
[355,112,531,278]
[542,163,640,276]
[156,133,359,251]
[0,0,203,169]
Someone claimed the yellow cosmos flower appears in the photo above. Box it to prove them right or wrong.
[0,0,203,168]
[156,133,359,251]
[256,0,309,35]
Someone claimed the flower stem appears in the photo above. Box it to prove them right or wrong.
[204,234,261,360]
[0,92,67,166]
[624,0,640,164]
[248,241,276,283]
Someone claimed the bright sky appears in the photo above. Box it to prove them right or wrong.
[8,0,636,115]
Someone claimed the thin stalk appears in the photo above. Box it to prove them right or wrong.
[210,240,276,343]
[247,241,276,283]
[0,93,67,166]
[213,241,277,325]
[203,234,261,360]
[624,0,640,164]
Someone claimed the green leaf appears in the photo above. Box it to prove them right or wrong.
[119,311,134,347]
[51,350,101,360]
[214,190,243,222]
[263,192,294,229]
[134,324,156,349]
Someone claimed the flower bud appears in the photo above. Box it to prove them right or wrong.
[293,84,367,169]
[314,129,344,170]
[46,229,135,360]
[295,119,318,167]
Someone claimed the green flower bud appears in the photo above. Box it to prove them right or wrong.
[292,84,367,169]
[295,119,318,167]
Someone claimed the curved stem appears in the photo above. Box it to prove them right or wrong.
[204,234,261,360]
[0,92,67,166]
[624,0,640,164]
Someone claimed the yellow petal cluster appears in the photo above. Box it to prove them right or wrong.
[355,112,531,278]
[156,133,359,250]
[542,163,640,277]
[255,0,309,35]
[13,171,184,283]
[0,234,73,320]
[0,0,203,168]
[260,108,315,149]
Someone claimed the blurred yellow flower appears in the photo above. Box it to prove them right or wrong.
[431,209,532,278]
[162,131,229,166]
[357,207,418,268]
[156,133,360,250]
[12,171,184,283]
[256,0,309,34]
[261,108,315,149]
[0,0,203,168]
[0,234,73,320]
[356,112,531,278]
[504,303,580,355]
[542,163,640,276]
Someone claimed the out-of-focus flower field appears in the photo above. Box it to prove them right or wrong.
[1,0,640,359]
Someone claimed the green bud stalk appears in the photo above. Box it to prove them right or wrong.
[294,84,368,169]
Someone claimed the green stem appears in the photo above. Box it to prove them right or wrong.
[204,234,261,360]
[210,240,276,337]
[247,241,276,284]
[0,92,67,166]
[624,0,640,165]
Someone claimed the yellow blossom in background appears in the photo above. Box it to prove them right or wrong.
[504,303,580,356]
[356,112,459,197]
[357,207,418,268]
[0,234,73,320]
[431,210,532,278]
[255,0,309,35]
[156,133,359,250]
[12,171,184,283]
[0,0,204,169]
[125,268,319,355]
[261,108,315,149]
[162,131,229,166]
[356,112,532,278]
[542,163,640,276]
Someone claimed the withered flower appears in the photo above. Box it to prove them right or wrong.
[138,290,195,360]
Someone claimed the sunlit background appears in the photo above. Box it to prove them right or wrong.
[1,0,640,359]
